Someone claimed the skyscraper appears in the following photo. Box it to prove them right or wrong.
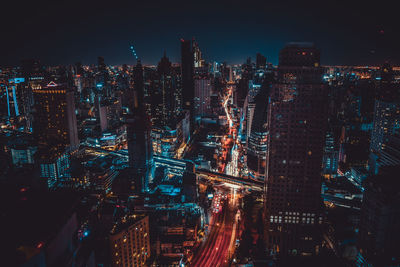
[32,81,79,151]
[256,53,267,69]
[181,39,194,126]
[357,166,400,267]
[369,65,400,174]
[264,43,327,256]
[127,60,153,193]
[247,77,271,180]
[157,51,177,126]
[194,76,213,118]
[322,131,339,178]
[192,40,205,68]
[110,214,151,267]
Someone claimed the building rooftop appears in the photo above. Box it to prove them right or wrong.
[1,189,81,261]
[110,213,147,236]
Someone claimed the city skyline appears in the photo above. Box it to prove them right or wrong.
[2,2,400,266]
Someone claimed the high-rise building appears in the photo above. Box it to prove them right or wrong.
[264,43,327,256]
[157,52,178,126]
[110,214,151,267]
[193,39,205,68]
[247,78,271,180]
[357,166,400,267]
[127,60,153,193]
[32,81,79,151]
[369,65,400,174]
[322,131,339,178]
[3,79,22,119]
[96,56,111,97]
[181,39,195,126]
[370,96,400,155]
[370,133,400,176]
[36,147,71,188]
[256,53,267,69]
[9,136,37,167]
[98,56,106,72]
[194,76,213,118]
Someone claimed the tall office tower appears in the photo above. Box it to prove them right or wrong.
[194,76,213,118]
[96,56,111,96]
[369,65,400,174]
[246,101,256,143]
[245,81,262,145]
[375,134,400,168]
[237,60,253,109]
[32,81,79,151]
[171,64,183,115]
[157,51,177,126]
[110,214,151,267]
[148,70,164,126]
[3,79,21,119]
[192,39,205,68]
[127,60,153,193]
[357,166,400,267]
[18,59,45,129]
[36,149,71,189]
[117,74,130,93]
[264,43,327,256]
[73,62,84,93]
[322,131,339,178]
[181,39,195,126]
[247,79,271,180]
[256,53,267,69]
[98,56,106,72]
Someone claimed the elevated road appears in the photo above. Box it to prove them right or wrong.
[196,169,263,191]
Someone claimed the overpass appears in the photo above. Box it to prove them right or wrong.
[196,169,263,191]
[81,145,263,190]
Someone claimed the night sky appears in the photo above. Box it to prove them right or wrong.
[1,0,398,66]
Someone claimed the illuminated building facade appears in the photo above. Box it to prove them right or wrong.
[86,162,119,193]
[247,80,270,180]
[322,131,339,177]
[10,137,37,167]
[194,76,213,118]
[151,127,179,158]
[98,97,122,132]
[110,214,151,267]
[37,148,71,188]
[151,111,190,158]
[264,43,327,256]
[193,39,205,68]
[370,99,400,155]
[32,81,79,151]
[369,65,400,174]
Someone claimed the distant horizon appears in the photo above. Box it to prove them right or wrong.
[2,58,400,69]
[1,0,398,67]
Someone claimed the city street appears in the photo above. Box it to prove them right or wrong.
[219,85,242,177]
[191,192,238,267]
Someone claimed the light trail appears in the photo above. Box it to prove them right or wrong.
[191,198,237,267]
[223,86,239,177]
